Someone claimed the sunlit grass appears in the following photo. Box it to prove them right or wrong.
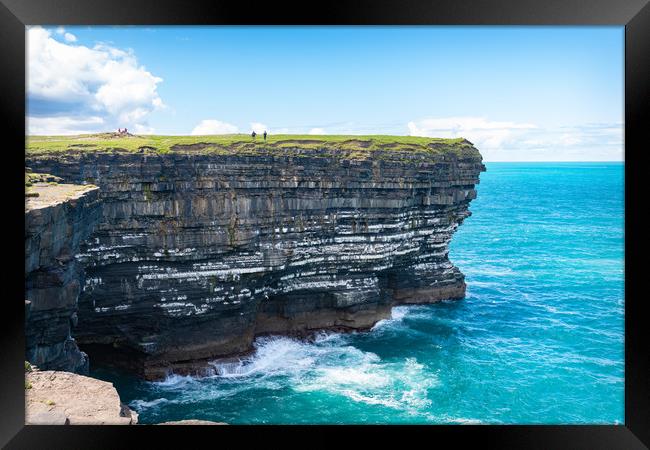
[26,133,481,161]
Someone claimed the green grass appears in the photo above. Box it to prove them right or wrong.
[26,133,482,161]
[25,172,62,187]
[25,171,63,197]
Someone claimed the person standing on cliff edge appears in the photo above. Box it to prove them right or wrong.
[251,130,256,140]
[263,131,267,141]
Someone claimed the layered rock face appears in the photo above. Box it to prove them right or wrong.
[25,183,102,374]
[26,145,485,379]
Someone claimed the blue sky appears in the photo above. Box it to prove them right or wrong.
[27,26,624,161]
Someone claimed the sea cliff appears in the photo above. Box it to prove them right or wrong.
[25,176,102,373]
[26,135,485,379]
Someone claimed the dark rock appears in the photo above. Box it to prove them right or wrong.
[26,148,485,379]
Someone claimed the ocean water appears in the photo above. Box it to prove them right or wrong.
[92,162,625,424]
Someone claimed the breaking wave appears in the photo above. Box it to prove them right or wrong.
[130,329,438,420]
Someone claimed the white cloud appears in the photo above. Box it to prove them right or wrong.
[407,116,537,149]
[250,122,268,134]
[133,123,156,134]
[308,128,325,135]
[407,116,623,161]
[27,26,164,135]
[191,119,239,135]
[26,116,105,135]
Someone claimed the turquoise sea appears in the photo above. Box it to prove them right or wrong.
[92,162,625,424]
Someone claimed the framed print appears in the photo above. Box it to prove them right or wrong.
[1,0,648,448]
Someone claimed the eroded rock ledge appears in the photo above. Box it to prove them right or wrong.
[26,141,485,380]
[25,370,137,425]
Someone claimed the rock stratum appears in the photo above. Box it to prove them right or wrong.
[25,136,485,380]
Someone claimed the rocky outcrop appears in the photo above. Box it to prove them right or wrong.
[25,370,137,424]
[25,182,102,373]
[26,142,485,379]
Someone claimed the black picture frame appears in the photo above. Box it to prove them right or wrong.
[1,0,647,448]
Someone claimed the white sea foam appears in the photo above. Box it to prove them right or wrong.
[151,373,197,388]
[139,333,437,417]
[469,280,502,289]
[371,306,409,330]
[449,417,484,425]
[391,306,410,321]
[209,337,318,378]
[294,351,437,413]
[130,397,173,410]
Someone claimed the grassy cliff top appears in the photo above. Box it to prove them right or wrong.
[26,133,482,161]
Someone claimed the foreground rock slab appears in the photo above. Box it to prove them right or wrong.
[25,371,137,425]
